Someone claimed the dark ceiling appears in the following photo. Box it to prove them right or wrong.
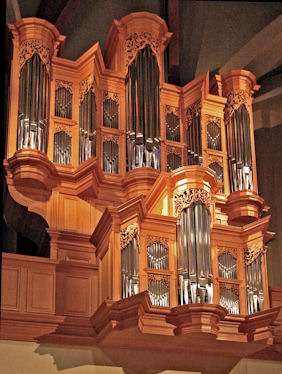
[6,1,282,100]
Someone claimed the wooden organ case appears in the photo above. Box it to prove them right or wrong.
[2,13,281,358]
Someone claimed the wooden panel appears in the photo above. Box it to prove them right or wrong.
[63,197,77,231]
[1,267,20,311]
[27,270,55,313]
[63,275,90,316]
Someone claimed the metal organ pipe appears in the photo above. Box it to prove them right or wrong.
[187,113,203,166]
[53,131,72,165]
[103,141,119,173]
[246,255,264,314]
[121,237,139,298]
[17,54,49,152]
[79,90,96,163]
[226,104,253,192]
[126,45,160,171]
[177,201,212,305]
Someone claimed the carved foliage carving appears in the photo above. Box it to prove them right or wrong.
[165,105,179,116]
[79,75,95,102]
[206,115,221,128]
[19,39,51,72]
[148,273,170,287]
[225,90,249,118]
[53,123,72,136]
[217,246,237,259]
[102,134,119,144]
[125,32,159,66]
[120,223,140,250]
[219,282,239,296]
[208,154,223,167]
[166,146,182,157]
[146,235,169,249]
[104,91,119,103]
[244,242,266,266]
[55,80,73,94]
[186,101,201,126]
[174,189,211,216]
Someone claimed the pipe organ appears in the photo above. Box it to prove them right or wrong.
[3,14,277,350]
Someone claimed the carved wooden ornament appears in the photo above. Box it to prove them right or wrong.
[186,101,201,126]
[174,189,211,216]
[225,90,249,118]
[19,39,51,72]
[146,235,169,249]
[217,246,237,259]
[244,242,266,266]
[120,223,140,250]
[55,79,73,94]
[104,91,119,103]
[79,75,96,102]
[125,32,159,66]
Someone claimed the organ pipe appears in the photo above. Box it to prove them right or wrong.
[79,90,96,163]
[148,278,169,307]
[226,104,253,192]
[218,252,237,279]
[220,288,239,314]
[147,242,168,270]
[103,98,118,128]
[187,113,202,166]
[207,122,221,150]
[103,141,119,173]
[166,112,180,142]
[246,255,264,314]
[53,131,71,165]
[126,45,160,171]
[167,153,181,172]
[177,201,212,305]
[208,162,223,193]
[17,53,49,152]
[121,237,139,298]
[55,87,72,119]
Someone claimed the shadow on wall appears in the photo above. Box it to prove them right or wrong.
[34,343,240,374]
[2,179,50,257]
